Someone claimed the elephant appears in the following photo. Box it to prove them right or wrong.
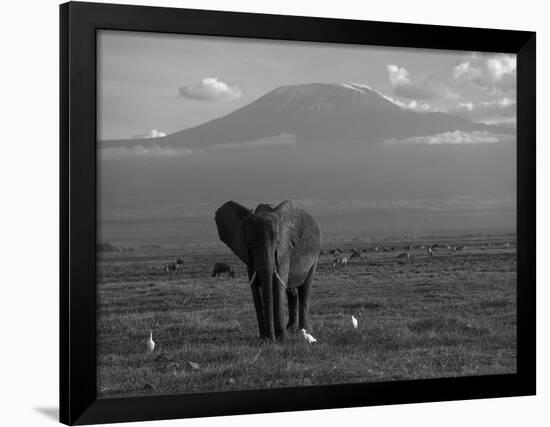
[215,200,322,341]
[211,262,235,278]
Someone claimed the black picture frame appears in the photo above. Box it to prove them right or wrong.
[60,1,536,425]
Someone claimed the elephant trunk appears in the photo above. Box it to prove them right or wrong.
[254,260,276,340]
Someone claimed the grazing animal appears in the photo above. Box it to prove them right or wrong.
[427,246,433,257]
[350,249,361,261]
[301,329,317,344]
[341,257,349,266]
[215,200,321,341]
[397,252,410,264]
[211,262,235,278]
[331,257,341,268]
[146,331,155,353]
[351,315,358,330]
[164,263,177,272]
[176,258,184,265]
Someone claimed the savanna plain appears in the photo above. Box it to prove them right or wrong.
[97,235,516,397]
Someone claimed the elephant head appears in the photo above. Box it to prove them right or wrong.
[215,200,321,340]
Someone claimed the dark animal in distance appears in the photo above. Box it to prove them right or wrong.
[215,200,322,341]
[211,262,235,278]
[349,249,361,261]
[397,252,410,264]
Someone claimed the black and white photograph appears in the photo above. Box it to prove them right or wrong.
[96,30,518,398]
[2,0,546,426]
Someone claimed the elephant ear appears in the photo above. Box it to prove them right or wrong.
[254,203,274,213]
[215,201,251,265]
[274,200,300,253]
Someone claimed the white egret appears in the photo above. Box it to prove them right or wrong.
[146,331,155,353]
[352,315,358,330]
[300,328,317,344]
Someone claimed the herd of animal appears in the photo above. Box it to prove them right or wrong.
[161,240,513,278]
[321,243,470,268]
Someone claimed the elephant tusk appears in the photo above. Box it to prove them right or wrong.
[274,269,288,289]
[247,271,257,287]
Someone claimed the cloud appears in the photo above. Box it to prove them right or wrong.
[453,54,516,94]
[386,65,438,99]
[101,145,195,159]
[453,61,482,80]
[101,133,296,159]
[208,133,296,150]
[178,77,242,101]
[381,93,442,112]
[132,129,167,139]
[384,130,515,146]
[387,65,412,87]
[451,97,516,126]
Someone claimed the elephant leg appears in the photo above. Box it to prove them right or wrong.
[250,282,267,339]
[298,262,317,332]
[273,273,288,341]
[286,288,299,332]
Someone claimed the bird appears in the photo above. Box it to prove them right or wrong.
[300,328,317,344]
[146,331,155,353]
[352,315,358,330]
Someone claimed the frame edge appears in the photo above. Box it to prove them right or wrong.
[60,2,70,424]
[516,32,536,396]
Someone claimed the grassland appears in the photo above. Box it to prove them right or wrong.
[97,235,516,398]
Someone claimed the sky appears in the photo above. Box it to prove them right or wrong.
[98,30,516,140]
[97,30,516,244]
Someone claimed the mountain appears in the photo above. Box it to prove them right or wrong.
[101,83,511,149]
[98,83,516,242]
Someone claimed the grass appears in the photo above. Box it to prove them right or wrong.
[97,237,516,397]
